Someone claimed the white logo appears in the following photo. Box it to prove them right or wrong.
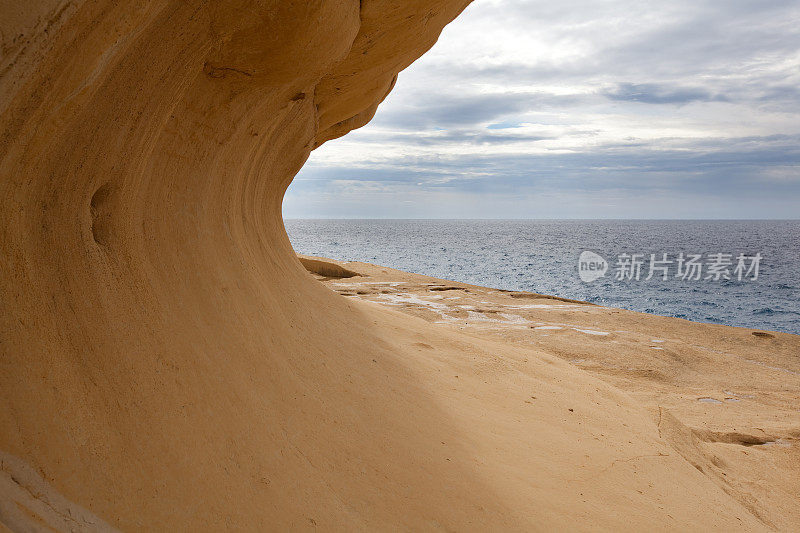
[579,251,608,282]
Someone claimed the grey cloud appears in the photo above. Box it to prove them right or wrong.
[410,0,800,108]
[602,83,729,105]
[297,134,800,194]
[344,129,555,146]
[371,93,532,130]
[371,92,587,130]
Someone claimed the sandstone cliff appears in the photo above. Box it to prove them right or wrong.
[0,2,784,530]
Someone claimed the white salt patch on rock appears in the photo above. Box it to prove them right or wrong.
[761,439,792,448]
[573,328,610,336]
[507,304,583,310]
[500,313,528,324]
[377,293,447,309]
[376,293,463,323]
[534,325,563,330]
[698,397,723,404]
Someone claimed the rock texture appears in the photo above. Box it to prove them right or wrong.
[305,255,800,531]
[0,1,792,530]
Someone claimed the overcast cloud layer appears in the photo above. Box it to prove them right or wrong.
[283,0,800,219]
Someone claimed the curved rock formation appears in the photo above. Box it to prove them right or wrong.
[0,1,773,530]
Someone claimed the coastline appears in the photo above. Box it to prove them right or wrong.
[285,218,800,335]
[300,253,800,529]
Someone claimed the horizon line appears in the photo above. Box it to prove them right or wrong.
[283,217,800,221]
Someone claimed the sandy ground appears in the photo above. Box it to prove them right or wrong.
[301,254,800,530]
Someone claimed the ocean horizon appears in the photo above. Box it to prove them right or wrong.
[286,218,800,334]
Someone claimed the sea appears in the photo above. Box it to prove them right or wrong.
[285,220,800,335]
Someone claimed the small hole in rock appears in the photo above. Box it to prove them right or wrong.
[90,183,112,246]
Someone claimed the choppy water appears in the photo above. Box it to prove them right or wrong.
[285,220,800,334]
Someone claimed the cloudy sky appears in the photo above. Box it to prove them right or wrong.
[283,0,800,219]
